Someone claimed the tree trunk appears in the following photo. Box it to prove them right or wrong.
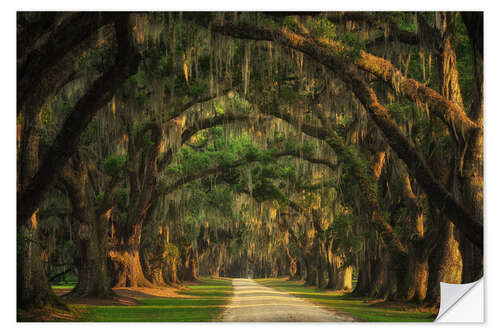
[317,260,327,289]
[17,212,63,310]
[17,111,62,310]
[182,248,199,282]
[369,248,394,299]
[304,256,317,286]
[327,255,342,290]
[110,217,153,288]
[398,172,431,303]
[326,261,336,289]
[163,260,179,285]
[109,246,154,288]
[339,266,353,290]
[316,244,328,289]
[211,251,224,278]
[294,257,303,280]
[460,12,484,283]
[459,234,483,283]
[110,121,163,287]
[141,251,167,287]
[71,213,114,296]
[61,157,115,298]
[352,260,371,296]
[329,255,353,290]
[426,217,463,306]
[287,253,298,280]
[404,243,430,304]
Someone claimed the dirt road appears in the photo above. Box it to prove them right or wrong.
[222,278,358,322]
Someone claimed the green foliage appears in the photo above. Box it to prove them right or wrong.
[282,16,301,32]
[301,140,317,157]
[163,243,180,263]
[396,13,418,32]
[75,38,116,74]
[243,144,261,161]
[188,82,208,97]
[212,100,225,115]
[114,187,128,210]
[80,122,98,145]
[454,14,475,107]
[338,32,365,62]
[308,16,336,40]
[103,155,126,176]
[386,101,416,122]
[132,118,158,150]
[94,192,104,205]
[232,93,251,113]
[213,150,237,167]
[141,132,155,150]
[121,70,150,103]
[142,41,173,79]
[278,86,299,102]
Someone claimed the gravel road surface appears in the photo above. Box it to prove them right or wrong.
[222,278,358,322]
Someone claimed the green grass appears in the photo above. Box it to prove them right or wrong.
[72,278,232,322]
[51,282,77,289]
[255,278,436,322]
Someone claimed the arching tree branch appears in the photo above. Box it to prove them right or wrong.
[189,16,482,247]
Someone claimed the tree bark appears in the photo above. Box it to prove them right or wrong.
[459,12,484,282]
[352,258,372,296]
[109,246,154,288]
[17,110,62,310]
[304,253,317,286]
[60,153,122,297]
[426,209,463,306]
[163,260,179,285]
[71,211,114,296]
[17,211,63,310]
[181,248,199,282]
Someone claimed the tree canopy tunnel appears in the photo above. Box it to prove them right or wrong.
[17,12,482,311]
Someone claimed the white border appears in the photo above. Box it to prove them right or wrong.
[3,1,499,332]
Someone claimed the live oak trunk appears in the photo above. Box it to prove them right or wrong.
[109,122,163,287]
[71,212,114,297]
[404,241,430,304]
[304,253,317,286]
[141,252,167,287]
[426,214,463,306]
[181,247,199,282]
[398,172,431,303]
[316,243,328,289]
[17,111,62,310]
[163,260,179,285]
[286,247,299,280]
[61,157,115,298]
[109,224,154,288]
[459,12,484,283]
[17,212,63,310]
[352,256,372,296]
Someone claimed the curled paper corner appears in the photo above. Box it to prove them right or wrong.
[435,277,484,322]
